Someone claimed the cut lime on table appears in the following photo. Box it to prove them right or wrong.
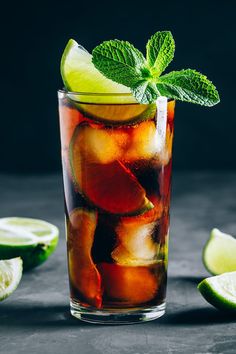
[0,217,59,270]
[198,272,236,311]
[0,257,22,301]
[203,228,236,275]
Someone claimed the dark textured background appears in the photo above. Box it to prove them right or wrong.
[1,0,235,173]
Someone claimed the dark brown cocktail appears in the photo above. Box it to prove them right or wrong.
[58,91,175,323]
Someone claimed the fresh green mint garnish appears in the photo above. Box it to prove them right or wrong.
[92,31,220,105]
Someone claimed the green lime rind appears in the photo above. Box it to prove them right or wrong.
[158,234,169,271]
[128,198,154,217]
[0,218,59,271]
[0,257,23,301]
[73,102,157,127]
[61,39,88,91]
[198,272,236,312]
[203,228,236,275]
[60,39,73,90]
[0,237,58,271]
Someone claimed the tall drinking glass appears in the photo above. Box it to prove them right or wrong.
[58,90,175,324]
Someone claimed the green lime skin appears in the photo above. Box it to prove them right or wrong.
[0,236,58,271]
[198,278,236,312]
[73,102,157,127]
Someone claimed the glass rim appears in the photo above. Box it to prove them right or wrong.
[58,89,135,97]
[58,89,174,101]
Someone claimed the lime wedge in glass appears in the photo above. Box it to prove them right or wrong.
[60,39,157,123]
[0,217,59,270]
[0,257,23,301]
[203,228,236,275]
[61,39,133,100]
[198,272,236,311]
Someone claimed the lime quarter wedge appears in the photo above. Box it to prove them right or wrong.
[198,272,236,311]
[0,257,23,301]
[0,218,59,270]
[203,228,236,275]
[60,39,136,104]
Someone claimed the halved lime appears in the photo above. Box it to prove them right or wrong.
[198,272,236,311]
[203,228,236,275]
[0,257,22,301]
[0,218,59,270]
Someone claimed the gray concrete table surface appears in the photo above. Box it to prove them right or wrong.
[0,172,235,354]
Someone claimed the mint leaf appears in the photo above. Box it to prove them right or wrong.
[146,31,175,76]
[131,81,159,104]
[92,40,147,87]
[157,69,220,106]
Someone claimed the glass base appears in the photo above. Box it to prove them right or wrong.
[70,299,166,324]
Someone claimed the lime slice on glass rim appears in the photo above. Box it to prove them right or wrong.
[203,228,236,275]
[198,272,236,311]
[0,217,59,270]
[0,257,22,301]
[60,39,156,124]
[60,39,131,98]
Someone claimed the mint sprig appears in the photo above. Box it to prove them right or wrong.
[92,31,220,105]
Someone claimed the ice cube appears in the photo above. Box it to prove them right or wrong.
[110,128,130,152]
[124,121,163,161]
[112,219,159,266]
[79,124,122,163]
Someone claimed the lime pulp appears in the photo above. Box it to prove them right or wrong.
[0,258,23,301]
[203,228,236,275]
